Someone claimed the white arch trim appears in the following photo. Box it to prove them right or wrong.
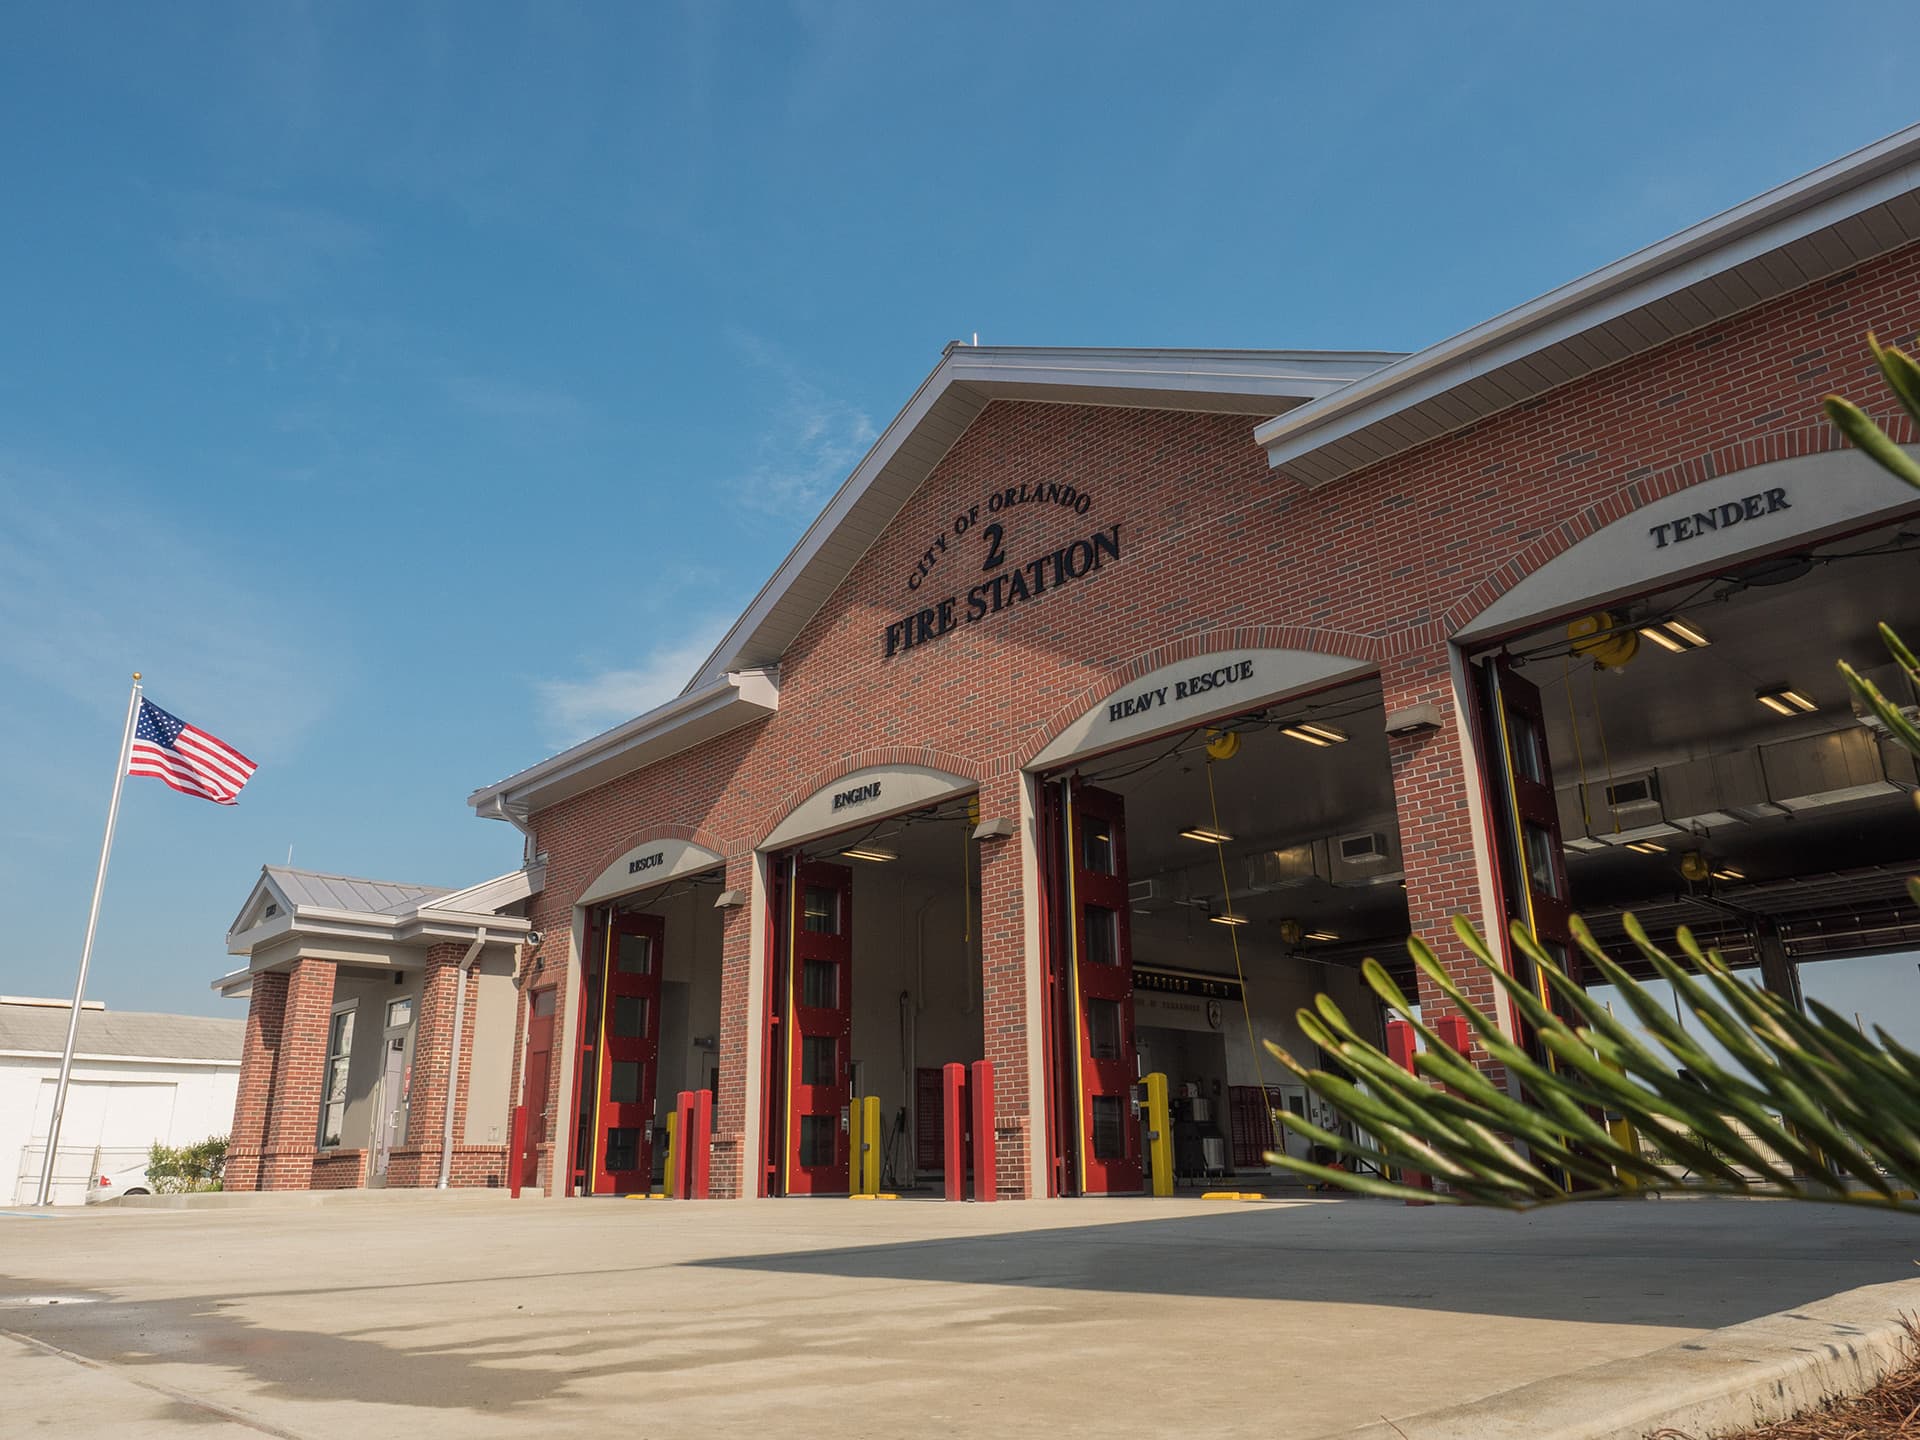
[1457,448,1920,642]
[576,838,725,907]
[1028,647,1373,770]
[760,764,976,852]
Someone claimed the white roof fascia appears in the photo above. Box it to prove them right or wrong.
[0,1048,240,1068]
[1255,123,1920,483]
[210,966,253,998]
[226,905,533,957]
[468,667,780,821]
[226,869,297,940]
[684,346,1401,694]
[430,864,546,916]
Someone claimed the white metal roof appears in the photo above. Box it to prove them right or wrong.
[1255,123,1920,487]
[0,1002,242,1064]
[224,864,536,962]
[265,867,450,917]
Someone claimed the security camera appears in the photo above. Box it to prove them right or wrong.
[524,930,545,947]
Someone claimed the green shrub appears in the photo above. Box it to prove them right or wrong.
[146,1135,228,1194]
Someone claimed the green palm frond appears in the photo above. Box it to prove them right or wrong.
[1262,896,1920,1211]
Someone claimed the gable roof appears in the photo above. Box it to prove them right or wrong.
[270,867,450,917]
[1255,122,1920,488]
[0,1002,242,1064]
[225,863,535,961]
[684,345,1400,689]
[468,346,1400,821]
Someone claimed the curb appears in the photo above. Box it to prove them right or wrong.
[103,1187,514,1210]
[1319,1277,1920,1440]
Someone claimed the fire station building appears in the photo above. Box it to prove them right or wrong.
[223,126,1920,1202]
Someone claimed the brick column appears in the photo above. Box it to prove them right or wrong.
[224,969,288,1192]
[976,772,1034,1199]
[712,856,755,1199]
[259,957,335,1189]
[1381,647,1509,1087]
[388,942,468,1187]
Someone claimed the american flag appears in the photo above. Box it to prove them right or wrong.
[127,699,257,806]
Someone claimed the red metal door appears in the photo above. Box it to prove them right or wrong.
[786,860,853,1195]
[1067,784,1143,1194]
[520,987,555,1190]
[591,909,664,1195]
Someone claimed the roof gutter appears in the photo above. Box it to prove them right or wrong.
[1254,123,1920,476]
[468,668,779,821]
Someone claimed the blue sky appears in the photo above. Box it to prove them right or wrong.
[3,4,1918,1018]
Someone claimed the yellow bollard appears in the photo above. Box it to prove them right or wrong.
[663,1111,680,1199]
[1144,1072,1172,1198]
[848,1097,864,1195]
[862,1095,882,1197]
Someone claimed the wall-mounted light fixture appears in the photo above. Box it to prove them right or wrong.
[1756,686,1818,716]
[1384,703,1442,737]
[713,888,747,908]
[972,816,1015,840]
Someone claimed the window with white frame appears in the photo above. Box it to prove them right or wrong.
[320,1006,355,1147]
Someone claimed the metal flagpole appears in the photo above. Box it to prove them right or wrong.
[36,673,143,1206]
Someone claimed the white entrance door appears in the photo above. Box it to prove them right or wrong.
[370,1034,408,1183]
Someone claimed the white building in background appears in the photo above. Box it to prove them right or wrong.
[0,996,242,1205]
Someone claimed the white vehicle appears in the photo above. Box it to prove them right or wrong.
[84,1161,154,1204]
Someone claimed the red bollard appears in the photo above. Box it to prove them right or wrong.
[942,1063,968,1201]
[1433,1014,1472,1058]
[970,1060,996,1202]
[508,1104,528,1199]
[1384,1020,1433,1203]
[690,1089,713,1200]
[673,1090,695,1198]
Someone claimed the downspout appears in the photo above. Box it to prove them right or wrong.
[438,926,488,1190]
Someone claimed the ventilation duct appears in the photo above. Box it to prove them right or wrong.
[1658,749,1783,827]
[1245,840,1327,893]
[1761,728,1911,810]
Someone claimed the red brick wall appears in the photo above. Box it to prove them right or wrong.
[311,1149,366,1189]
[225,968,287,1192]
[260,956,335,1190]
[515,239,1920,1196]
[389,942,478,1188]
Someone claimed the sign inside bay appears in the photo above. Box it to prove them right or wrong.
[882,523,1123,659]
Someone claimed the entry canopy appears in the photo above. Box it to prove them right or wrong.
[762,763,975,851]
[1457,448,1920,642]
[578,838,725,907]
[1029,647,1375,769]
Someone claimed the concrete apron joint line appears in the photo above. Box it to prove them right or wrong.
[1319,1276,1920,1440]
[3,1326,310,1439]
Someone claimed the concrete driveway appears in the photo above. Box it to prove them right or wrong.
[2,1193,1916,1438]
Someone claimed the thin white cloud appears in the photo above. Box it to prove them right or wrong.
[0,457,340,758]
[729,332,877,519]
[535,615,736,750]
[166,190,374,303]
[442,374,588,423]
